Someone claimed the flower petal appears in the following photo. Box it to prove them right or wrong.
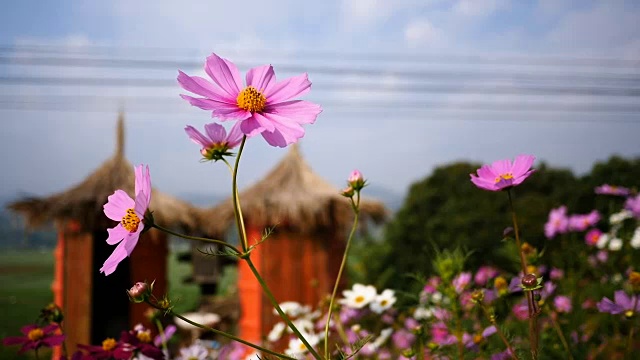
[239,117,266,137]
[226,122,244,148]
[491,159,511,176]
[2,336,28,346]
[203,123,227,143]
[265,100,322,125]
[260,112,306,146]
[511,155,535,178]
[205,53,242,98]
[252,112,276,132]
[185,125,212,148]
[106,224,129,245]
[614,290,633,309]
[265,73,312,104]
[260,129,288,148]
[104,190,134,221]
[246,65,275,92]
[179,94,228,111]
[470,175,498,191]
[19,324,39,336]
[42,335,65,347]
[100,240,129,275]
[41,324,59,334]
[211,105,252,121]
[177,71,236,104]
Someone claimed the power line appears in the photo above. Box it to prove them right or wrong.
[1,55,638,84]
[0,95,639,113]
[0,99,639,119]
[1,75,638,97]
[1,44,638,68]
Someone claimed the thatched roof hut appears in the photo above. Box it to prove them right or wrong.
[199,144,388,344]
[9,113,200,231]
[6,113,204,355]
[200,144,387,235]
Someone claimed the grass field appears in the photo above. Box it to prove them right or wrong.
[0,248,199,360]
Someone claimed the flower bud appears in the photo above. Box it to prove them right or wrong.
[502,227,514,238]
[471,289,485,303]
[347,170,366,191]
[341,186,355,198]
[127,282,150,303]
[40,303,64,324]
[521,273,543,291]
[521,242,535,256]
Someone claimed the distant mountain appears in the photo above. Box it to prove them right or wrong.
[362,184,405,213]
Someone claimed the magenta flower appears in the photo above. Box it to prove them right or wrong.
[474,266,499,286]
[185,122,243,161]
[595,184,631,196]
[452,272,472,294]
[178,53,322,147]
[101,165,151,275]
[585,228,602,246]
[597,290,640,316]
[625,194,640,218]
[153,325,176,347]
[470,155,535,191]
[2,324,65,354]
[568,210,601,232]
[554,295,573,313]
[544,206,569,239]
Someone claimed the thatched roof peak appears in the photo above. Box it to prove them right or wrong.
[201,145,387,234]
[8,113,202,231]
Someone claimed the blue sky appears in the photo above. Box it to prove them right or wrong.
[1,0,639,203]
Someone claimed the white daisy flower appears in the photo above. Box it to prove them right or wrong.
[339,284,377,309]
[267,322,286,342]
[275,301,309,318]
[370,289,397,314]
[631,227,640,249]
[596,233,610,249]
[413,307,433,320]
[608,237,623,251]
[610,210,632,225]
[285,334,319,358]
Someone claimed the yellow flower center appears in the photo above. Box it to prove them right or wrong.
[298,342,308,351]
[494,173,513,184]
[473,334,484,344]
[237,86,266,113]
[137,330,152,343]
[355,295,365,303]
[121,208,141,232]
[380,299,388,306]
[27,328,44,341]
[102,338,117,351]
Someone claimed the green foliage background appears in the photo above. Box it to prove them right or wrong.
[351,156,640,294]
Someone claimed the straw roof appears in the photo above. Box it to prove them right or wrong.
[8,113,201,231]
[201,144,387,234]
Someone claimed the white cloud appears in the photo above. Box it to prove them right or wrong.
[453,0,505,18]
[404,19,442,47]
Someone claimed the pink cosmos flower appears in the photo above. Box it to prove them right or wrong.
[474,266,499,286]
[452,272,472,294]
[178,53,322,147]
[470,155,536,191]
[2,324,65,354]
[101,165,151,275]
[625,194,640,218]
[185,122,243,161]
[554,295,572,313]
[544,206,569,239]
[595,184,631,196]
[568,210,601,232]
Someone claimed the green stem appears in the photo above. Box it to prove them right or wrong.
[147,302,295,360]
[34,348,40,360]
[480,304,519,360]
[245,256,323,360]
[548,310,573,360]
[627,296,639,360]
[155,319,169,356]
[232,136,249,251]
[507,189,538,360]
[151,223,240,255]
[323,193,360,358]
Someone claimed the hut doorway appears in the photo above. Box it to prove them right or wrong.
[91,228,131,343]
